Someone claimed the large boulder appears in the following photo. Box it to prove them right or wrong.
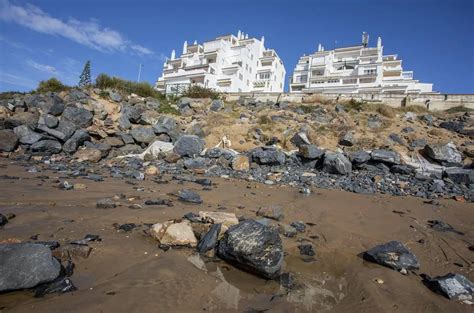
[62,105,93,128]
[37,119,77,142]
[339,132,356,146]
[299,144,325,160]
[363,241,420,271]
[291,132,311,148]
[151,220,198,247]
[349,151,371,167]
[0,243,61,292]
[443,168,474,184]
[371,149,401,165]
[13,125,42,145]
[423,143,462,165]
[62,129,90,154]
[30,140,62,154]
[130,127,156,144]
[122,105,143,123]
[0,129,18,152]
[210,99,224,112]
[322,152,352,175]
[140,110,161,125]
[250,147,286,166]
[3,112,38,129]
[217,219,283,279]
[173,135,205,157]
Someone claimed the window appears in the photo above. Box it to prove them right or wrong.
[239,73,243,80]
[245,64,248,71]
[247,80,249,86]
[259,72,271,80]
[364,69,377,75]
[250,54,253,60]
[249,67,252,73]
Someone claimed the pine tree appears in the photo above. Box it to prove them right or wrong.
[78,60,91,88]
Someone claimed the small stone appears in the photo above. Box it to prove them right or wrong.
[298,244,315,256]
[257,205,284,221]
[279,224,297,237]
[364,241,420,271]
[178,189,203,204]
[96,198,116,209]
[231,155,250,171]
[423,273,473,301]
[290,221,306,232]
[145,165,159,176]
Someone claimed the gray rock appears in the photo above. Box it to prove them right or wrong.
[367,115,383,129]
[291,132,311,148]
[250,147,286,165]
[279,224,297,237]
[177,97,192,109]
[423,273,473,301]
[197,223,221,253]
[118,114,132,130]
[174,135,205,157]
[210,99,224,112]
[335,103,345,113]
[178,189,203,204]
[298,244,315,256]
[391,165,415,175]
[96,198,116,209]
[322,152,352,175]
[145,97,160,110]
[48,101,65,116]
[290,221,306,232]
[37,119,77,142]
[339,132,355,146]
[410,138,427,149]
[62,130,90,154]
[30,140,62,154]
[423,143,462,165]
[257,205,284,221]
[443,168,474,184]
[371,149,401,165]
[364,241,420,271]
[299,145,324,160]
[4,112,38,129]
[122,105,144,124]
[183,157,207,169]
[0,129,18,152]
[349,151,371,166]
[43,114,59,128]
[0,243,61,292]
[130,127,156,144]
[13,125,42,145]
[217,219,283,279]
[62,105,93,128]
[388,133,405,145]
[140,110,161,125]
[109,91,122,102]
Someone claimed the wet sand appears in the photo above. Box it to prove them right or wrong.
[0,160,472,312]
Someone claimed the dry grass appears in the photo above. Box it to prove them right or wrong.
[302,94,333,105]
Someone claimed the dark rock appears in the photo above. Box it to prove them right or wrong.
[62,130,90,154]
[114,223,137,232]
[402,126,414,133]
[291,132,311,148]
[410,138,427,149]
[335,103,345,113]
[0,214,8,226]
[257,205,284,221]
[96,198,116,209]
[367,115,383,129]
[30,140,62,154]
[423,143,462,165]
[427,220,464,235]
[210,99,224,112]
[48,101,65,116]
[299,144,324,160]
[0,243,61,292]
[144,199,173,206]
[439,121,464,133]
[290,221,306,232]
[371,149,401,165]
[339,131,355,146]
[177,97,192,109]
[62,105,93,128]
[140,110,160,125]
[130,127,156,144]
[279,224,297,237]
[197,223,221,253]
[118,114,132,130]
[122,105,143,124]
[250,147,286,166]
[391,165,415,175]
[298,244,315,256]
[34,276,76,297]
[322,152,352,175]
[145,97,160,110]
[177,189,202,204]
[109,91,122,102]
[363,241,420,271]
[205,147,235,159]
[443,168,474,184]
[388,133,405,146]
[423,273,473,301]
[420,114,434,125]
[217,219,283,279]
[0,129,18,152]
[174,135,205,157]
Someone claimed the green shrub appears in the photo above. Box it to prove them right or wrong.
[37,78,70,93]
[157,103,180,115]
[297,105,318,114]
[258,115,272,124]
[344,98,365,111]
[181,85,220,99]
[98,90,109,99]
[95,73,164,99]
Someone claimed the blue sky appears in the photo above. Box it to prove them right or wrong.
[0,0,473,93]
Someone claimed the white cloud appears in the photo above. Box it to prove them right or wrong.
[26,59,57,74]
[0,0,154,55]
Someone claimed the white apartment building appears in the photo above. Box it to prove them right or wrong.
[290,33,434,94]
[155,31,286,94]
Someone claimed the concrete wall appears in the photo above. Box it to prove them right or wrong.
[222,92,474,111]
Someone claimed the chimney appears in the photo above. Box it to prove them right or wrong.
[362,32,369,47]
[377,36,382,49]
[182,41,188,54]
[171,49,175,60]
[318,43,322,52]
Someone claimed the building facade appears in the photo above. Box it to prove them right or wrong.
[156,31,286,94]
[290,33,434,94]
